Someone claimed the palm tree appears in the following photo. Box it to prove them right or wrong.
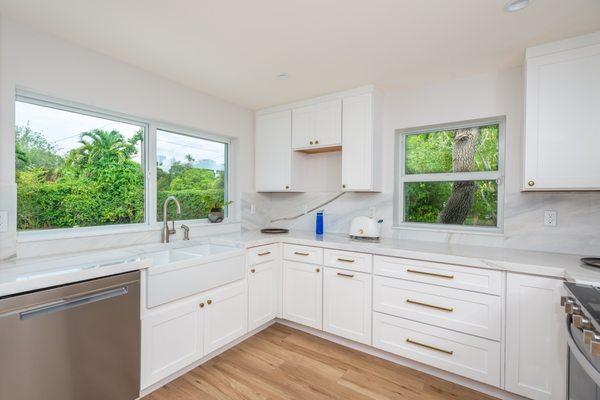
[66,129,137,167]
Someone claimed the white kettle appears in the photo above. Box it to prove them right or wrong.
[349,216,383,240]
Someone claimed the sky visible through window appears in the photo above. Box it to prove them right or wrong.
[16,101,142,162]
[156,130,225,173]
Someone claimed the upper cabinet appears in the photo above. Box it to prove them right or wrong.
[292,99,342,151]
[523,32,600,191]
[255,110,303,192]
[255,86,382,193]
[342,92,382,192]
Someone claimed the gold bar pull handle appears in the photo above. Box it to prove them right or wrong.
[406,299,454,312]
[406,269,454,279]
[257,251,271,256]
[337,272,355,278]
[294,251,310,256]
[406,338,454,355]
[337,258,355,263]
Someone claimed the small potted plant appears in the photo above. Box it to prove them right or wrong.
[207,200,233,223]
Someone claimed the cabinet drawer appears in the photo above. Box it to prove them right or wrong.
[284,244,323,264]
[373,312,501,387]
[324,249,372,273]
[373,276,501,340]
[374,256,502,295]
[247,244,279,266]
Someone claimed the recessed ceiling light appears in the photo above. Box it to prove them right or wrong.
[504,0,530,12]
[277,73,289,80]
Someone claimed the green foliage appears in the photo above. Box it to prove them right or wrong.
[404,124,499,227]
[158,189,224,221]
[15,125,63,172]
[17,128,145,230]
[16,125,225,231]
[405,124,499,174]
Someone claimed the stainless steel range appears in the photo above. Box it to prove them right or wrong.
[563,282,600,399]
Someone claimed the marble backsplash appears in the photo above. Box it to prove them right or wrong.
[241,191,600,256]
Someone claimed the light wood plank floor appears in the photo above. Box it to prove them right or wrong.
[143,323,498,400]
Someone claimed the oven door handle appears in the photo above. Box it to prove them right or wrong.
[566,317,600,386]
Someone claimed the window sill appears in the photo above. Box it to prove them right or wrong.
[17,219,241,243]
[392,223,504,237]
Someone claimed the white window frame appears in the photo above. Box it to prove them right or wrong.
[153,126,231,226]
[393,116,505,234]
[15,90,233,239]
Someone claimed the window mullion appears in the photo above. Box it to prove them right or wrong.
[402,171,501,183]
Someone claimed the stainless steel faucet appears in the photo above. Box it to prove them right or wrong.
[161,196,181,243]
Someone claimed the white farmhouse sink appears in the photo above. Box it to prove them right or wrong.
[145,243,245,308]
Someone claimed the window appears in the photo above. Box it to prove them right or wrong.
[15,98,146,231]
[14,92,232,233]
[396,117,504,231]
[156,129,228,221]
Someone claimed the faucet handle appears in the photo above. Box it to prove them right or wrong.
[181,224,190,241]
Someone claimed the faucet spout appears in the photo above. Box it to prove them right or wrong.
[161,196,181,243]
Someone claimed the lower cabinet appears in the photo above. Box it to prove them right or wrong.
[141,298,204,389]
[248,258,280,331]
[203,280,248,355]
[372,312,501,387]
[141,280,248,389]
[282,260,323,329]
[505,273,566,400]
[323,267,372,344]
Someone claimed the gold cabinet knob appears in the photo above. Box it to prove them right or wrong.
[251,268,256,273]
[528,180,535,187]
[315,268,320,273]
[207,299,212,305]
[315,139,319,144]
[199,303,205,308]
[285,185,289,190]
[342,184,346,189]
[309,141,313,145]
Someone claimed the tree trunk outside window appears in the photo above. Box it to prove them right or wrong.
[438,127,479,225]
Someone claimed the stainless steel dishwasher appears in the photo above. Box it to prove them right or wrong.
[0,271,140,400]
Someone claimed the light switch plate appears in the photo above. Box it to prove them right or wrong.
[544,210,557,227]
[0,211,8,233]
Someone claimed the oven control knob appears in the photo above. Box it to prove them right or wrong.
[565,303,581,315]
[591,340,600,357]
[561,296,574,307]
[584,329,600,345]
[574,315,593,330]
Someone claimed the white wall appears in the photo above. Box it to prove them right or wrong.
[0,17,254,259]
[267,67,600,255]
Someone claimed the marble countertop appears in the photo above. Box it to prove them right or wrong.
[210,230,600,284]
[1,229,597,298]
[0,240,244,297]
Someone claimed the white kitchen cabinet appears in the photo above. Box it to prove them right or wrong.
[141,297,204,389]
[505,273,566,400]
[323,267,372,344]
[341,91,382,192]
[203,280,248,355]
[282,260,323,329]
[255,110,304,192]
[292,99,342,151]
[523,32,600,191]
[248,257,280,331]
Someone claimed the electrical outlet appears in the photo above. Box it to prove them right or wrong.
[544,210,557,227]
[250,204,256,215]
[0,211,8,233]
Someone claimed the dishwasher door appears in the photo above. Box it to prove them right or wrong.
[0,271,140,400]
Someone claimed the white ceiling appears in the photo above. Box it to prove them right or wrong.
[1,0,599,110]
